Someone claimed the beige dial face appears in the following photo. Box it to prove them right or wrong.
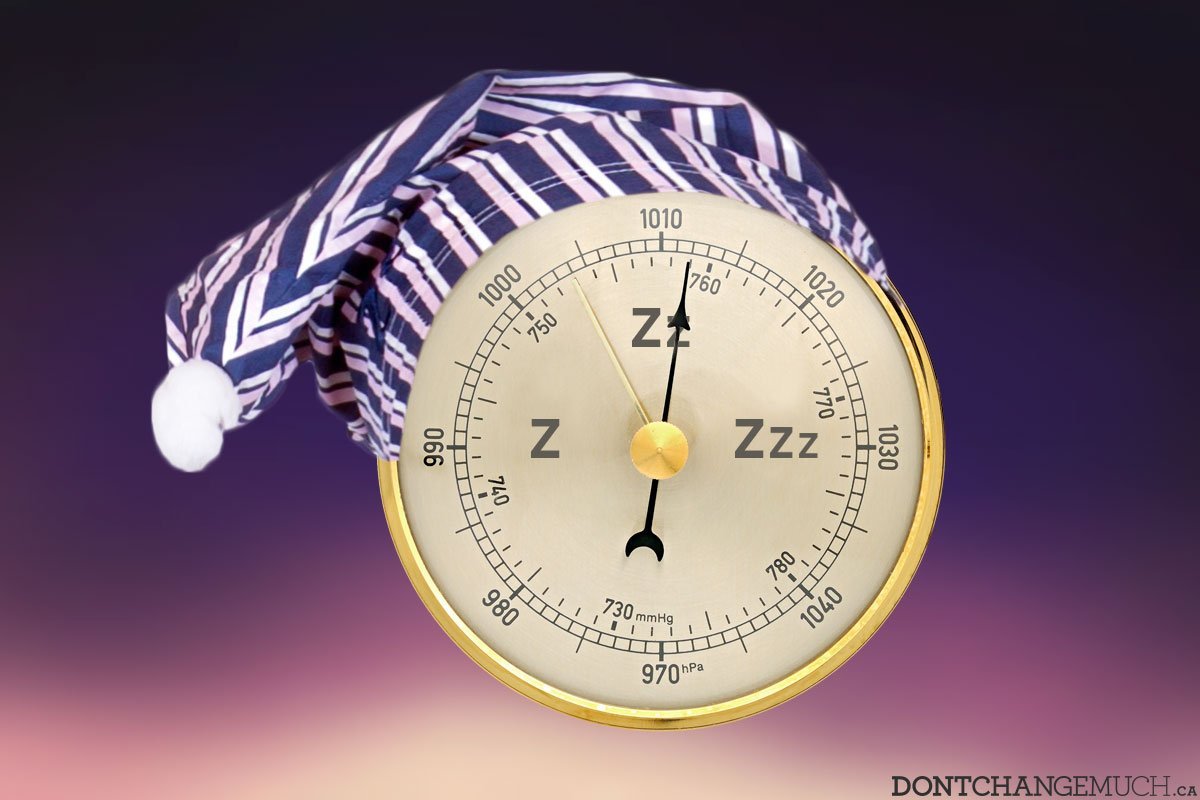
[392,193,930,715]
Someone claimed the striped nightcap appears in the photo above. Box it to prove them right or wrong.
[152,70,884,471]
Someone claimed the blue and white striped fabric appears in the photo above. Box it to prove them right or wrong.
[163,70,885,460]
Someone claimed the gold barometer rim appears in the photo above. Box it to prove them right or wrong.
[377,248,944,730]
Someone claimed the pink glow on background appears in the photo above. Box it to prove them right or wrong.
[2,506,1196,799]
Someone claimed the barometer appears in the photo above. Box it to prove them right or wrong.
[152,70,945,730]
[379,192,943,728]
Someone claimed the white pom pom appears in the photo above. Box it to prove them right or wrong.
[151,358,241,472]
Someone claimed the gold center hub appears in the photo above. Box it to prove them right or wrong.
[629,421,689,480]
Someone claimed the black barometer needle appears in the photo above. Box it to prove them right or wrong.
[625,261,691,561]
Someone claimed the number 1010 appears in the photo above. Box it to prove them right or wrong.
[640,207,683,229]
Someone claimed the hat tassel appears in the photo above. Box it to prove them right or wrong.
[151,359,240,472]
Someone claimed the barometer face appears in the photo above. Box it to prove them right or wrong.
[380,192,943,728]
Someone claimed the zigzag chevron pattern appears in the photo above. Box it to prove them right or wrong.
[164,70,886,460]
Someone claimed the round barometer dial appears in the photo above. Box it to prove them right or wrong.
[379,192,943,728]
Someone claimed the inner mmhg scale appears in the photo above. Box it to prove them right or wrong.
[379,192,943,728]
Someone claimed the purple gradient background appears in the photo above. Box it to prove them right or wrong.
[2,3,1198,797]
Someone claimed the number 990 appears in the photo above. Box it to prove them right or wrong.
[423,427,445,467]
